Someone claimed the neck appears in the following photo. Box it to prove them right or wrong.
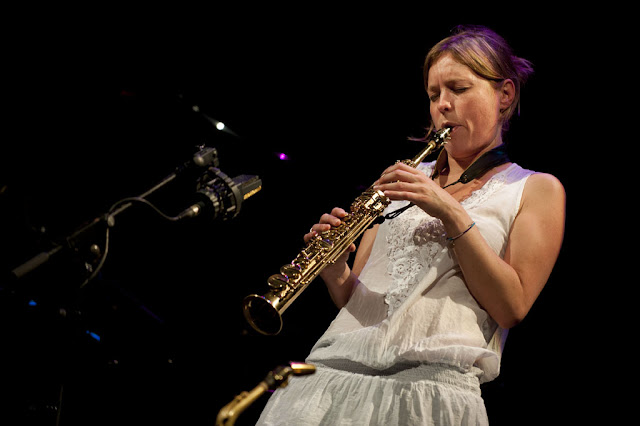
[443,137,504,179]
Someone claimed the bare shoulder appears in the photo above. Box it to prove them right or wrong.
[523,172,566,205]
[516,172,566,231]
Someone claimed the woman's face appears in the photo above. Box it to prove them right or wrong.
[427,53,509,158]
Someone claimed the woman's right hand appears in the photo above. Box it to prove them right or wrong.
[303,207,357,281]
[304,207,357,250]
[304,207,381,309]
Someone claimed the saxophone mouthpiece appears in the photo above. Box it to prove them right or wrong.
[440,126,452,141]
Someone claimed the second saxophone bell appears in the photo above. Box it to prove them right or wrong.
[243,128,452,336]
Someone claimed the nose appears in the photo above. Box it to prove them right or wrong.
[437,93,452,114]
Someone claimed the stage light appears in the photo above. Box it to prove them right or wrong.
[86,330,101,342]
[216,121,225,131]
[278,153,290,161]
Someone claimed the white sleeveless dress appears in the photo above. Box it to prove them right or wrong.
[256,162,535,425]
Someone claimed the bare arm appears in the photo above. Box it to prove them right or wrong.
[444,173,565,327]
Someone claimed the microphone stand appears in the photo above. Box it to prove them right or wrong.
[7,145,220,286]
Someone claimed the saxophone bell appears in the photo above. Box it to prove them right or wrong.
[243,293,285,336]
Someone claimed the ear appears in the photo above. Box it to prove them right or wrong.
[499,79,516,112]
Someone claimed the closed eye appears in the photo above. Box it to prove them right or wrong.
[427,86,471,102]
[427,87,469,102]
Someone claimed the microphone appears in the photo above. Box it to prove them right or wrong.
[178,167,262,221]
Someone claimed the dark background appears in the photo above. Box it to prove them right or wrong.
[1,9,600,426]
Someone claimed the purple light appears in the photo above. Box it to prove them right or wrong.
[278,152,289,161]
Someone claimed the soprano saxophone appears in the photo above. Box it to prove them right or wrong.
[242,127,451,335]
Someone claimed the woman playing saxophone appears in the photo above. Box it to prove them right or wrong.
[256,25,565,425]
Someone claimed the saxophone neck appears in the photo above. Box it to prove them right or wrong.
[409,140,438,167]
[408,127,452,167]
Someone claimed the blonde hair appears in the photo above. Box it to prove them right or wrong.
[424,25,534,131]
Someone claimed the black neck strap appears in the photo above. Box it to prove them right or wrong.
[432,144,510,188]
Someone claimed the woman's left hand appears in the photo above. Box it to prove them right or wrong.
[373,162,463,224]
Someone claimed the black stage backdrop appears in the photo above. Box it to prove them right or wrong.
[1,10,601,426]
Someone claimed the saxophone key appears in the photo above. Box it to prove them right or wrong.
[325,229,342,239]
[280,264,302,280]
[267,274,289,289]
[317,237,334,249]
[338,214,351,225]
[293,257,312,270]
[313,230,334,246]
[298,250,316,262]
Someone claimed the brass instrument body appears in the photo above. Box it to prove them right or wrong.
[243,128,451,335]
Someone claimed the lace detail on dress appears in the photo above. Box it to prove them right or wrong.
[460,170,510,211]
[383,163,515,316]
[384,207,446,315]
